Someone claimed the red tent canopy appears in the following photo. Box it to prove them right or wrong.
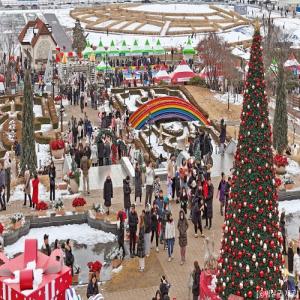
[171,60,196,83]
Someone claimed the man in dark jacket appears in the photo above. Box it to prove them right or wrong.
[41,234,51,256]
[128,204,138,258]
[144,204,152,256]
[103,140,111,165]
[97,138,104,166]
[123,176,131,216]
[205,178,214,229]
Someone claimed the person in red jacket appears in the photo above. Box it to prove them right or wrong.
[32,174,39,209]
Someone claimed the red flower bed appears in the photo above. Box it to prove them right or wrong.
[87,260,102,273]
[275,177,282,188]
[50,139,65,150]
[72,197,86,207]
[36,201,49,211]
[0,223,4,234]
[274,154,288,167]
[54,95,62,102]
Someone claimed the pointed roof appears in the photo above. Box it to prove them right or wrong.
[119,40,130,56]
[142,39,153,54]
[96,61,112,72]
[183,38,196,55]
[154,39,165,55]
[95,39,106,56]
[154,68,171,83]
[82,41,94,58]
[131,39,141,55]
[108,40,119,56]
[171,60,196,83]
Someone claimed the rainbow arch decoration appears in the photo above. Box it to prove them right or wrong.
[129,96,210,130]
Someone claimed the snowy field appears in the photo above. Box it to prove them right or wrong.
[214,92,244,106]
[5,224,116,257]
[279,200,300,241]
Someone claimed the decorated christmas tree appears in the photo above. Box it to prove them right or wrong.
[216,25,284,299]
[72,19,86,54]
[20,70,37,175]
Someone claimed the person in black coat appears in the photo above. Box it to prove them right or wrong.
[151,206,159,252]
[128,204,138,257]
[123,176,131,217]
[117,211,125,259]
[205,178,214,229]
[192,261,201,300]
[288,241,294,273]
[65,239,74,275]
[86,273,99,298]
[48,162,56,201]
[219,118,226,155]
[103,176,113,215]
[97,139,104,166]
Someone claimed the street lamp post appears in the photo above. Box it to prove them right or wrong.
[104,46,109,92]
[147,112,152,158]
[51,60,55,100]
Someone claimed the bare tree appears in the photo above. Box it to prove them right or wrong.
[197,33,236,91]
[0,19,18,91]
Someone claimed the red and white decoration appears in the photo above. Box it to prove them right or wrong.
[171,60,196,83]
[200,270,221,300]
[154,66,171,83]
[0,239,72,300]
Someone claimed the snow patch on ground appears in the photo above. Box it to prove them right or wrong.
[33,105,43,117]
[5,224,116,257]
[213,92,243,105]
[286,159,300,176]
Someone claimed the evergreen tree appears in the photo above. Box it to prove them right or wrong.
[20,70,37,175]
[273,63,288,154]
[216,26,283,299]
[72,19,86,54]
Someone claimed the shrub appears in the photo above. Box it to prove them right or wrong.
[87,260,102,272]
[189,76,207,87]
[50,139,64,150]
[36,201,49,211]
[72,197,86,207]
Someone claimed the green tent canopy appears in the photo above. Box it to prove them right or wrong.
[153,39,165,55]
[131,39,142,56]
[96,61,112,72]
[182,38,196,55]
[142,39,153,55]
[82,41,94,59]
[95,40,107,57]
[119,40,131,56]
[108,40,119,56]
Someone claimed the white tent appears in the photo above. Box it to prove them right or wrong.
[171,60,196,83]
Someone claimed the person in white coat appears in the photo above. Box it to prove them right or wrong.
[165,213,175,262]
[145,162,155,205]
[91,143,98,166]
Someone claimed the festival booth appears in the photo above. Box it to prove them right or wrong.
[182,38,197,60]
[82,42,94,59]
[96,61,113,73]
[0,239,72,300]
[142,39,154,56]
[284,53,300,75]
[119,40,131,57]
[153,39,165,56]
[171,60,196,83]
[131,39,142,56]
[108,40,119,57]
[154,65,171,83]
[95,40,107,58]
